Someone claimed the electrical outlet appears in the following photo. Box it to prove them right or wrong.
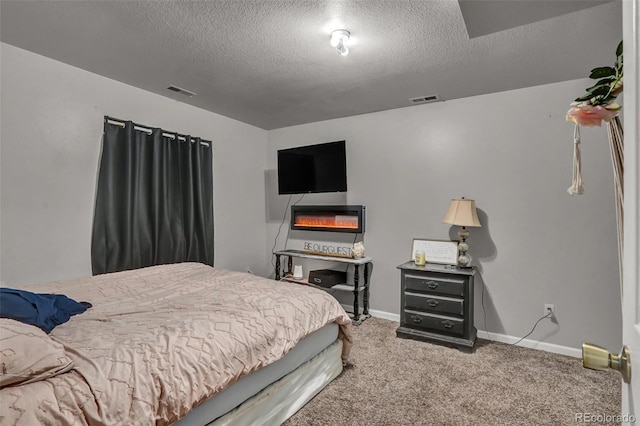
[544,304,555,317]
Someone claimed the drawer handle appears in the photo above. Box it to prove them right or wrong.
[411,315,422,324]
[442,320,454,329]
[427,299,439,308]
[426,281,439,289]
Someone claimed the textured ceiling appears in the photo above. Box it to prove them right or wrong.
[0,0,622,130]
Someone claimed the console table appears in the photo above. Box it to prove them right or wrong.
[273,250,372,325]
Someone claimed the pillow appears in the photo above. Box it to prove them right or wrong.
[0,318,74,388]
[0,288,92,333]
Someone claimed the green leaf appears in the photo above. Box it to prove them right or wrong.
[574,93,594,102]
[586,78,614,91]
[586,85,607,93]
[589,86,611,97]
[616,40,623,57]
[590,67,615,79]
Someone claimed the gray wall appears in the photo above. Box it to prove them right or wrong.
[266,79,622,351]
[0,42,622,352]
[0,43,269,285]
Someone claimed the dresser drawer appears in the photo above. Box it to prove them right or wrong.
[404,273,465,297]
[404,292,464,316]
[403,310,464,337]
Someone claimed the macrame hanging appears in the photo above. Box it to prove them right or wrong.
[566,124,584,195]
[565,40,623,298]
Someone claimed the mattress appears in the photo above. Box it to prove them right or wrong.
[177,323,339,425]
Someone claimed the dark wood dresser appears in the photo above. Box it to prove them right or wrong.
[396,261,476,351]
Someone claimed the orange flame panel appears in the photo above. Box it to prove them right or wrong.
[294,214,358,229]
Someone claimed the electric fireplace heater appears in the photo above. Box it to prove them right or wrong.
[290,205,365,233]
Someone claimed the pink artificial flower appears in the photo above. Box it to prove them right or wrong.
[566,105,620,127]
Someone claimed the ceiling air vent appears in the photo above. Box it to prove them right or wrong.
[167,85,197,97]
[409,94,442,104]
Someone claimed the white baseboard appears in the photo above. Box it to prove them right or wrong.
[476,330,582,358]
[368,309,400,322]
[341,305,401,323]
[364,309,581,359]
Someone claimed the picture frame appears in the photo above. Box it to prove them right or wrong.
[411,238,459,266]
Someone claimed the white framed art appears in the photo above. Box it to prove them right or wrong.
[411,238,459,266]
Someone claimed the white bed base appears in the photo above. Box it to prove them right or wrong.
[211,339,342,425]
[176,323,342,425]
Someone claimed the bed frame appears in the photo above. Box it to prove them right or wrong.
[177,323,342,425]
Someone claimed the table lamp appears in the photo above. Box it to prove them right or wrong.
[442,198,481,267]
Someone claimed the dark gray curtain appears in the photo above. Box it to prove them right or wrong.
[91,117,214,275]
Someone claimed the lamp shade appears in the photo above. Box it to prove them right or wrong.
[442,198,481,227]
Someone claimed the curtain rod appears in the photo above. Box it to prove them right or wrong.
[105,117,211,147]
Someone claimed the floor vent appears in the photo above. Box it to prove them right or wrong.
[409,94,442,104]
[167,85,197,97]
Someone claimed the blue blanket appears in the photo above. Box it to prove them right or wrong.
[0,288,91,333]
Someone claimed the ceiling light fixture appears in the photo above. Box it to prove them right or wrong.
[330,29,350,56]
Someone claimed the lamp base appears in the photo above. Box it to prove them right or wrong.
[457,253,472,268]
[457,227,472,267]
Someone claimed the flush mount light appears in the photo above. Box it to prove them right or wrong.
[330,29,350,56]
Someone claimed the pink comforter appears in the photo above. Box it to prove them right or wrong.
[0,263,352,425]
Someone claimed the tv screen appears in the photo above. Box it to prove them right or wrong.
[277,141,347,194]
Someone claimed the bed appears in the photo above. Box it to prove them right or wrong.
[0,262,353,425]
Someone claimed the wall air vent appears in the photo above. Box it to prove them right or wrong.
[167,85,197,97]
[409,94,442,104]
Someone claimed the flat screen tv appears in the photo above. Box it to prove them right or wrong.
[277,140,347,194]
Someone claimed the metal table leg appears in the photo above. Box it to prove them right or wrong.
[363,262,370,316]
[352,265,360,324]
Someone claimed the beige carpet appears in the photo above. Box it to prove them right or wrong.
[285,317,621,426]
